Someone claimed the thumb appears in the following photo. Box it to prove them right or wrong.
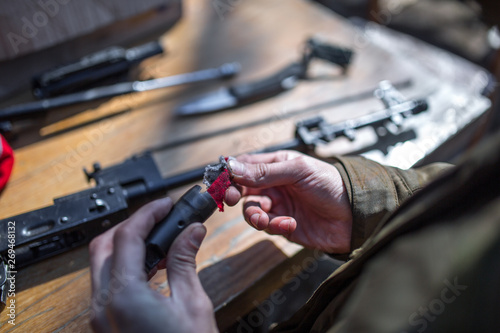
[229,158,305,188]
[166,223,207,298]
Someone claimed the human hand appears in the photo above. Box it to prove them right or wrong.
[89,198,218,333]
[225,151,352,254]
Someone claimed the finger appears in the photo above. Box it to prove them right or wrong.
[229,156,307,188]
[89,222,122,295]
[266,216,297,236]
[243,197,272,230]
[243,197,296,236]
[225,183,273,206]
[167,223,207,300]
[111,197,173,282]
[224,185,242,206]
[89,222,125,333]
[89,254,114,333]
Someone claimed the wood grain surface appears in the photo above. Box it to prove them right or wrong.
[0,0,491,332]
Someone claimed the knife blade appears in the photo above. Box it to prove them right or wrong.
[175,62,305,116]
[174,39,354,116]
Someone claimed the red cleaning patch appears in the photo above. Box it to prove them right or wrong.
[207,168,232,212]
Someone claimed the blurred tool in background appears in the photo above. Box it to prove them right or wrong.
[0,62,240,123]
[31,41,165,99]
[175,38,354,116]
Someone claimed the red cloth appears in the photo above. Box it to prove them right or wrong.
[207,168,231,212]
[0,135,14,190]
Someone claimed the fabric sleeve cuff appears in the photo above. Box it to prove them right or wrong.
[331,156,400,252]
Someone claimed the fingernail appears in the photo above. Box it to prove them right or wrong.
[279,219,291,233]
[229,159,245,176]
[250,214,261,229]
[190,225,207,248]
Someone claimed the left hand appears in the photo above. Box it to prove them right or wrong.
[225,151,352,254]
[88,198,218,333]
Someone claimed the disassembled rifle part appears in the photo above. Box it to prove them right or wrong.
[260,81,428,152]
[32,41,165,99]
[175,37,354,115]
[0,62,240,124]
[144,157,232,274]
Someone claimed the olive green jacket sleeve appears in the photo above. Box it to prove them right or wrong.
[331,156,452,252]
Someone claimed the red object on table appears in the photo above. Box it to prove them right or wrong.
[0,135,14,190]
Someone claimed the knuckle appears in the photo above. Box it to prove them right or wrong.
[171,252,197,268]
[278,150,302,160]
[88,236,104,256]
[113,225,134,241]
[294,155,310,168]
[293,155,315,174]
[253,163,269,182]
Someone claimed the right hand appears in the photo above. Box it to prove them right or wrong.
[225,151,353,254]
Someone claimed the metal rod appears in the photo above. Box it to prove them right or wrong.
[0,63,240,121]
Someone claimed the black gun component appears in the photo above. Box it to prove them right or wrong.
[145,185,217,274]
[174,38,354,116]
[32,41,164,99]
[302,38,353,72]
[260,81,428,152]
[0,63,240,123]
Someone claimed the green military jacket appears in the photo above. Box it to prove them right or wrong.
[272,133,500,333]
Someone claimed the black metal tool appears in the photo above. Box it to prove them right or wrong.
[144,157,231,273]
[0,63,240,122]
[175,38,354,116]
[144,185,217,273]
[32,41,164,99]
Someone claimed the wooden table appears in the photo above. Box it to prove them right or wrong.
[0,0,491,332]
